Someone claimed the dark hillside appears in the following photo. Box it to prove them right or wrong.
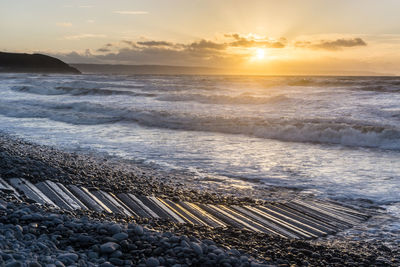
[0,52,80,74]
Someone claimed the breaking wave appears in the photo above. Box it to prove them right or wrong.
[10,85,157,97]
[285,77,400,92]
[0,99,399,150]
[156,93,289,105]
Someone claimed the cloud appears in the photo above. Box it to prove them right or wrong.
[51,34,290,65]
[113,11,148,15]
[137,41,174,47]
[225,33,286,48]
[51,34,367,66]
[52,35,369,66]
[79,5,93,8]
[56,22,72,27]
[97,48,111,52]
[86,19,95,24]
[51,38,245,66]
[96,43,114,53]
[295,38,367,50]
[188,40,227,50]
[64,34,107,40]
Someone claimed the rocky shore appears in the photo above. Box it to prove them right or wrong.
[0,200,272,266]
[0,132,399,266]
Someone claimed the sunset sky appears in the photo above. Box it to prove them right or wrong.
[1,0,400,75]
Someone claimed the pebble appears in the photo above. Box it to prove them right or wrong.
[100,242,120,254]
[109,224,122,235]
[134,225,144,236]
[5,261,23,267]
[191,242,203,255]
[145,257,160,267]
[57,253,78,264]
[112,232,128,241]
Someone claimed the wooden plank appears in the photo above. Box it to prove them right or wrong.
[137,196,172,219]
[80,187,112,213]
[21,179,56,206]
[283,202,351,229]
[257,205,327,237]
[36,182,73,210]
[56,182,87,210]
[208,205,263,232]
[118,193,152,218]
[268,203,336,234]
[98,191,134,217]
[231,206,293,238]
[91,191,124,215]
[0,178,20,196]
[181,202,227,228]
[292,200,359,225]
[9,178,49,205]
[197,203,243,228]
[45,181,81,210]
[304,200,368,220]
[218,205,292,235]
[244,206,314,239]
[149,197,185,223]
[128,194,159,218]
[295,200,362,223]
[68,185,104,213]
[163,199,207,225]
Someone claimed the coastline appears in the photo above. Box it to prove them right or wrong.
[0,132,398,266]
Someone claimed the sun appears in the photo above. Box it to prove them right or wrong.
[256,48,265,60]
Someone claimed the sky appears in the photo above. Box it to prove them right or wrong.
[1,0,400,75]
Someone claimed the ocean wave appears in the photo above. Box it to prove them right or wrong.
[0,99,399,150]
[156,93,289,105]
[354,85,400,93]
[285,77,400,92]
[10,85,157,97]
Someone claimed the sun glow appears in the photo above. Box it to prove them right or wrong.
[256,48,265,60]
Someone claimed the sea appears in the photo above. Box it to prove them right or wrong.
[0,73,399,244]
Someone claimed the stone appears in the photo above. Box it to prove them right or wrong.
[109,257,124,265]
[87,251,99,259]
[146,257,160,267]
[5,261,23,267]
[110,250,123,258]
[112,232,128,241]
[134,225,144,236]
[109,224,122,235]
[57,253,78,264]
[100,242,120,254]
[54,261,65,267]
[191,242,203,255]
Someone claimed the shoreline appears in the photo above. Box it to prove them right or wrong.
[0,132,398,266]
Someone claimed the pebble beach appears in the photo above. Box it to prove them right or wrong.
[0,133,398,266]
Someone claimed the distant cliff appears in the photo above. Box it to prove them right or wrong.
[0,52,80,74]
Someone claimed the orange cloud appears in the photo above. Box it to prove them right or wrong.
[295,38,367,51]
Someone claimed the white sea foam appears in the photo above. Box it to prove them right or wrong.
[0,97,399,150]
[10,85,155,97]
